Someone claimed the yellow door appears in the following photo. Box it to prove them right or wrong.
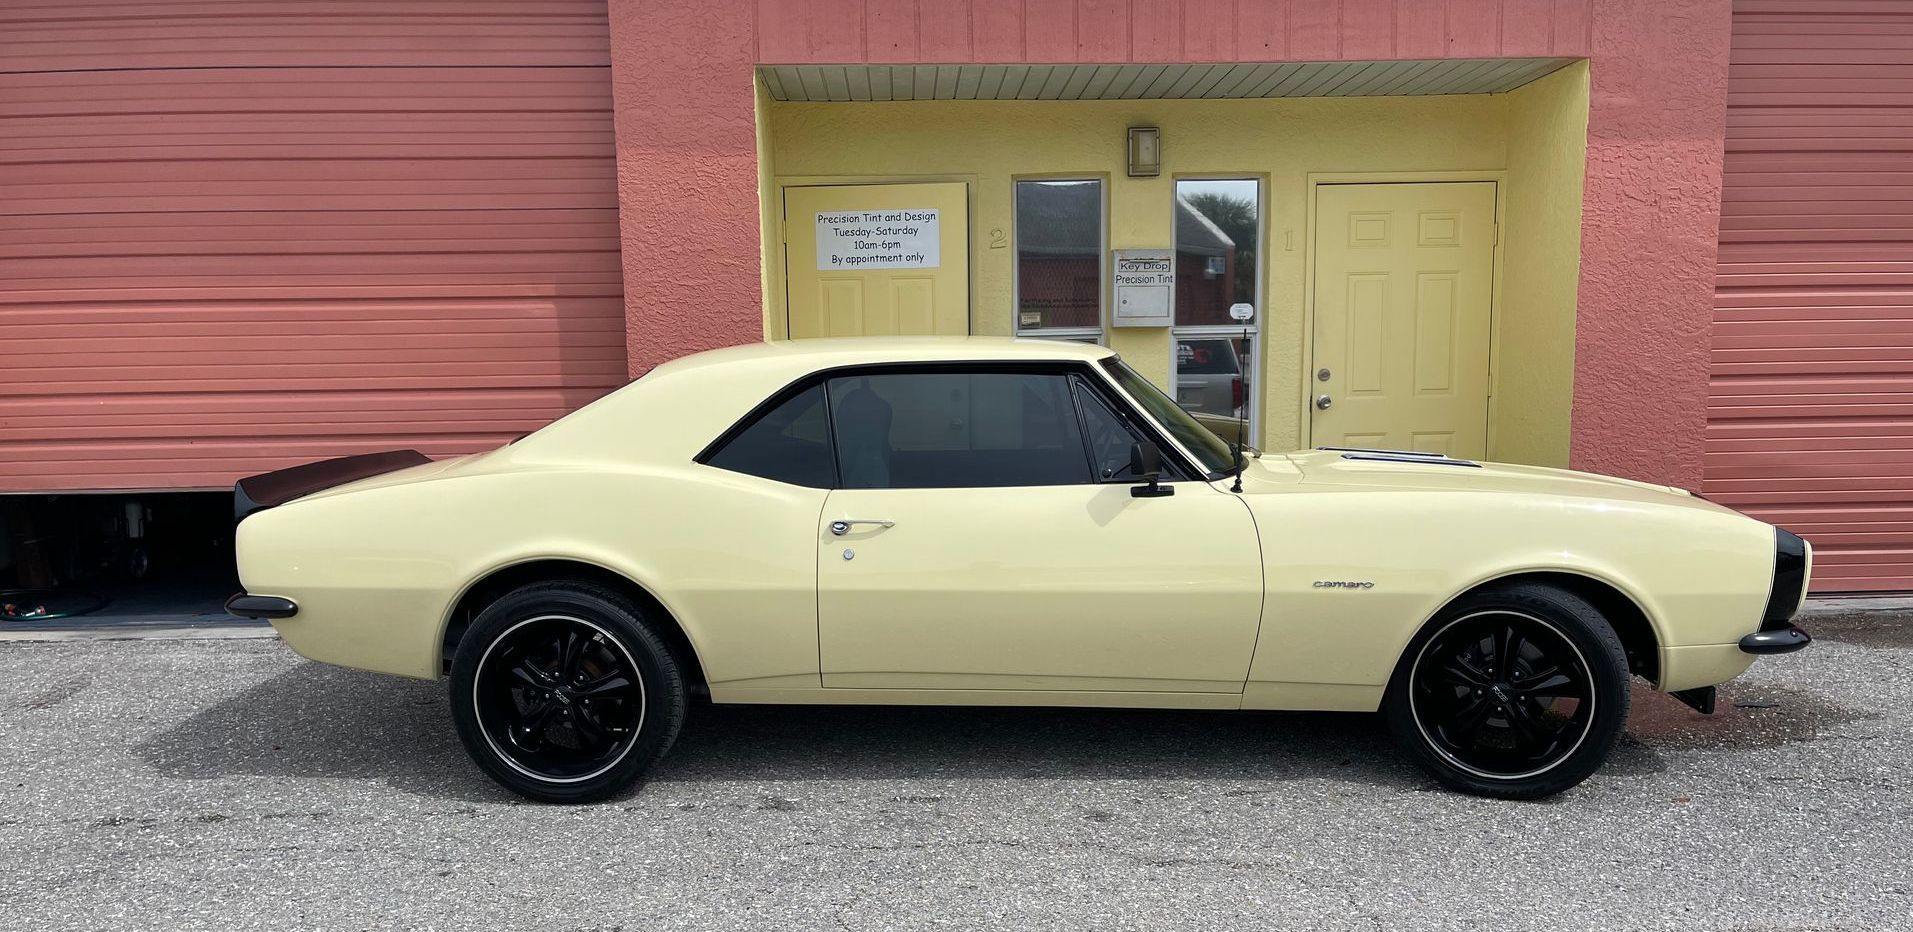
[784,182,970,338]
[1311,182,1496,458]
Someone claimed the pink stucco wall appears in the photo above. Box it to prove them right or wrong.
[1571,0,1731,488]
[607,0,761,371]
[609,0,1729,487]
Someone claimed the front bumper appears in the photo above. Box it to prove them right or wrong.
[1741,528,1813,656]
[1740,625,1812,655]
[225,593,298,620]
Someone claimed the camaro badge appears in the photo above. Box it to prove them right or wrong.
[1313,580,1376,589]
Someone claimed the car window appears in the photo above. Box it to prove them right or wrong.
[827,371,1089,489]
[1071,377,1146,481]
[703,384,835,487]
[1101,357,1236,477]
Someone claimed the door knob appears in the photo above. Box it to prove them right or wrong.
[1315,394,1333,410]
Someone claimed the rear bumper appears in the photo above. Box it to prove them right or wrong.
[1740,625,1812,655]
[225,593,298,620]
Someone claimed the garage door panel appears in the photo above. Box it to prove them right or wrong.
[1709,0,1913,589]
[0,2,611,71]
[0,2,623,492]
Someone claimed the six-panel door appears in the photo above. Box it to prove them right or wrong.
[1311,182,1497,458]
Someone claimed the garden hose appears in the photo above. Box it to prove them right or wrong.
[0,588,109,621]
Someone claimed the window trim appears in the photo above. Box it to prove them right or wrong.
[696,360,1205,488]
[1169,175,1265,445]
[1067,373,1174,484]
[1012,176,1108,340]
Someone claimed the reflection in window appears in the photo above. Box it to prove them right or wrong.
[1171,179,1261,445]
[1015,180,1103,335]
[1174,180,1259,326]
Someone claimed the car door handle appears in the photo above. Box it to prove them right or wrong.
[829,519,895,536]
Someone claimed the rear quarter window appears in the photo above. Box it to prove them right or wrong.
[702,385,835,488]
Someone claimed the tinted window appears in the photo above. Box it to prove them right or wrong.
[704,385,835,487]
[828,371,1088,489]
[1072,378,1144,481]
[1015,180,1103,333]
[1102,357,1235,476]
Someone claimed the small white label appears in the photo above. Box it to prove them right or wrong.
[815,209,940,270]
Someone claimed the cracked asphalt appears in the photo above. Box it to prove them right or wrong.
[1,619,1909,931]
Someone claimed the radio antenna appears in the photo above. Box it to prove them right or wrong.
[1228,303,1253,493]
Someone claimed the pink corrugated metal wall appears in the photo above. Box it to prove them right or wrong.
[1709,0,1913,591]
[0,1,626,492]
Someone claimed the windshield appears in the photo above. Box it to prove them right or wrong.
[1100,357,1237,477]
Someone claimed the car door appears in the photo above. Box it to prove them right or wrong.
[816,365,1263,693]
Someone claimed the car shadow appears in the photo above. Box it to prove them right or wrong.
[136,661,1436,802]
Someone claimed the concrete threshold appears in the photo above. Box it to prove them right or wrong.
[1799,595,1913,624]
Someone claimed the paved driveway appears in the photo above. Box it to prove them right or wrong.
[1,620,1908,931]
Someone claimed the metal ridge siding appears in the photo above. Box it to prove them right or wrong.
[1709,1,1913,592]
[0,1,624,493]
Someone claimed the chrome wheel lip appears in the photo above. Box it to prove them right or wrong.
[473,613,647,785]
[1406,609,1597,782]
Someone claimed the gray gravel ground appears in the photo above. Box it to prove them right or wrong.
[1,621,1909,932]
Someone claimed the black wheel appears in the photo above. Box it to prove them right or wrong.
[1383,582,1630,799]
[449,581,686,803]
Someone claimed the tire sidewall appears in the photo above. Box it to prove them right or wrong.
[449,583,685,803]
[1384,584,1631,799]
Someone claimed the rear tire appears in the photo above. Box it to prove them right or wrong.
[1383,582,1630,799]
[449,581,686,803]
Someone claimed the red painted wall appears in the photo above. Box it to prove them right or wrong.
[610,0,1730,488]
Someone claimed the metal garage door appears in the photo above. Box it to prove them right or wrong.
[0,1,626,492]
[1709,0,1913,591]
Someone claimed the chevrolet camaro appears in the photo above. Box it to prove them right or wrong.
[227,338,1812,802]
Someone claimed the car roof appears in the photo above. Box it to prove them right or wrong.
[649,335,1117,380]
[508,336,1121,467]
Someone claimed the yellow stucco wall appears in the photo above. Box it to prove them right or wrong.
[1496,62,1589,467]
[763,82,1587,460]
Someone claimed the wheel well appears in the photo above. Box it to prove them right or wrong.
[1445,572,1663,685]
[440,559,709,693]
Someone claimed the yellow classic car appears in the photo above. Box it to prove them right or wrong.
[228,338,1812,802]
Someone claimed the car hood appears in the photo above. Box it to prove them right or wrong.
[1247,448,1725,511]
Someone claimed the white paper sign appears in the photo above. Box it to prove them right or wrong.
[815,209,940,270]
[1112,249,1175,327]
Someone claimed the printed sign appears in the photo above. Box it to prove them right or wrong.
[1112,249,1175,327]
[815,209,940,270]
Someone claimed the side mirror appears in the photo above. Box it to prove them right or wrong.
[1129,442,1173,498]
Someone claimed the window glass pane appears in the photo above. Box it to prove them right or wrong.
[829,372,1088,489]
[1174,179,1259,326]
[704,384,834,487]
[1173,334,1252,426]
[1102,358,1236,476]
[1072,378,1143,481]
[1016,180,1102,331]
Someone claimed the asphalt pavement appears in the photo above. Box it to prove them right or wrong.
[1,617,1909,931]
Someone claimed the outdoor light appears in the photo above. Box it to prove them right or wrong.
[1127,126,1160,177]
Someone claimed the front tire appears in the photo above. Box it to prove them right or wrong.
[1383,582,1631,799]
[449,581,686,803]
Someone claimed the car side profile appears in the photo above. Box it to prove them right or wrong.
[228,337,1812,802]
